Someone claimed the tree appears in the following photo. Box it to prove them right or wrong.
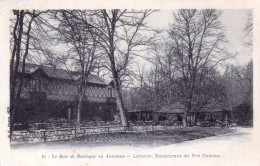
[37,10,103,127]
[166,9,234,126]
[10,10,43,138]
[222,61,253,125]
[244,11,253,46]
[131,66,160,111]
[70,10,158,126]
[147,41,178,105]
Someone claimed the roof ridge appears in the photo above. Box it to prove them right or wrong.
[23,62,110,85]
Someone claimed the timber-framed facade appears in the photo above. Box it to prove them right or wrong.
[13,63,117,125]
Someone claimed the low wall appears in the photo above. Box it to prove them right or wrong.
[11,125,183,144]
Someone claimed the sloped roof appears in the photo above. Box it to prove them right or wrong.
[156,101,186,114]
[127,109,152,113]
[127,102,186,114]
[87,75,107,85]
[127,101,226,114]
[18,63,108,85]
[194,106,224,112]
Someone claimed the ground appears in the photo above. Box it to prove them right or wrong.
[9,127,259,166]
[12,126,235,148]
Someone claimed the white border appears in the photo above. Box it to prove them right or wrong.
[0,1,259,166]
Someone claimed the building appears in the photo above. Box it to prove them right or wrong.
[13,63,117,125]
[127,101,231,126]
[127,101,185,125]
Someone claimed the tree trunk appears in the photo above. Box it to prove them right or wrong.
[186,108,191,127]
[183,114,187,127]
[113,77,128,127]
[186,85,195,127]
[16,16,34,100]
[77,94,84,128]
[10,11,25,141]
[9,106,15,141]
[193,113,197,123]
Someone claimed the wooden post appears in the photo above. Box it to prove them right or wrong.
[43,131,46,142]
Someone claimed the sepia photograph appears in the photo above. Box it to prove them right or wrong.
[0,2,259,165]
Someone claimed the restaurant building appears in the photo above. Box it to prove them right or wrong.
[14,63,117,124]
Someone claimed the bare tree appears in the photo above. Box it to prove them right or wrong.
[166,9,234,126]
[129,64,166,112]
[222,60,253,125]
[244,11,253,46]
[69,9,158,126]
[148,41,177,105]
[39,10,103,127]
[9,10,44,139]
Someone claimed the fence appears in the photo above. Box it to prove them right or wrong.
[11,125,183,144]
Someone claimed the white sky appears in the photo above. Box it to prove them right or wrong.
[220,10,252,65]
[146,9,252,66]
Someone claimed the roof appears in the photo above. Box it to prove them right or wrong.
[18,63,109,85]
[156,101,186,114]
[127,109,152,113]
[194,106,225,113]
[127,101,228,114]
[127,102,186,114]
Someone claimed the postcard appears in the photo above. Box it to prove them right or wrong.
[0,0,259,166]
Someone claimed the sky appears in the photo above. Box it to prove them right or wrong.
[146,9,252,66]
[7,9,252,78]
